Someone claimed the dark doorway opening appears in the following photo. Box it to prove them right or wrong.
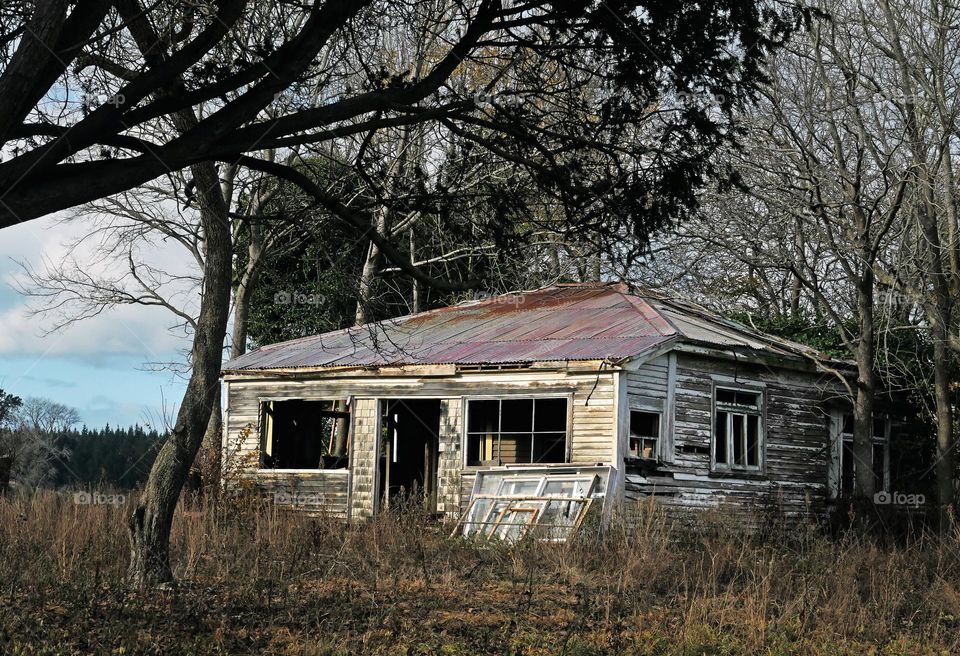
[379,399,441,512]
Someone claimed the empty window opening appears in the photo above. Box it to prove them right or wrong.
[713,387,763,471]
[260,399,350,470]
[840,414,889,494]
[629,411,660,460]
[465,397,567,466]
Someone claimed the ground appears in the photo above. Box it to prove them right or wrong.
[2,492,959,655]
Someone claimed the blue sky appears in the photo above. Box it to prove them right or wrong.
[0,218,191,429]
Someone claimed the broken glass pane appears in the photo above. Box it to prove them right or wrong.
[456,466,611,543]
[732,413,745,465]
[715,411,728,464]
[746,415,760,467]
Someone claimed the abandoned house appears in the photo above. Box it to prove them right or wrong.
[221,283,913,538]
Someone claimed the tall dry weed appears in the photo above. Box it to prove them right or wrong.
[2,489,959,654]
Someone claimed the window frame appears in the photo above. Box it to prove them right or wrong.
[454,465,613,542]
[628,409,662,461]
[255,397,353,473]
[710,384,765,473]
[461,393,573,468]
[839,414,890,493]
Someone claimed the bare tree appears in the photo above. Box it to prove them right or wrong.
[865,0,958,522]
[0,397,80,492]
[0,389,22,495]
[635,0,959,521]
[634,3,916,511]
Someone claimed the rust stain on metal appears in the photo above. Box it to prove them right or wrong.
[223,283,832,372]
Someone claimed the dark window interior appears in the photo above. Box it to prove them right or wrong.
[466,397,567,466]
[261,399,350,469]
[501,399,532,433]
[629,411,660,459]
[841,439,855,495]
[716,389,760,407]
[842,415,887,438]
[746,415,759,465]
[714,413,727,464]
[840,413,888,494]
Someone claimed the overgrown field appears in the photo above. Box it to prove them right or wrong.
[2,491,959,655]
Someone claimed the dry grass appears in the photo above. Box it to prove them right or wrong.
[2,490,959,655]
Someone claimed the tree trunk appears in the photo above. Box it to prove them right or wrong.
[355,205,388,325]
[932,319,955,526]
[112,0,230,586]
[332,402,349,458]
[409,227,420,313]
[852,271,877,507]
[0,0,68,145]
[915,179,956,528]
[546,240,560,279]
[922,142,955,528]
[127,161,232,588]
[194,385,223,491]
[920,204,956,527]
[939,146,960,300]
[0,455,11,496]
[230,236,262,359]
[790,221,803,318]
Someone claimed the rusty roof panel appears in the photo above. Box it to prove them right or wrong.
[222,283,834,372]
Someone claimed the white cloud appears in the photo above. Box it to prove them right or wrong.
[0,300,187,363]
[0,216,197,365]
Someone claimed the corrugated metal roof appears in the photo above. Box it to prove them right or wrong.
[222,283,833,372]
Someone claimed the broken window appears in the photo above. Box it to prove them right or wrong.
[455,466,612,542]
[628,410,660,459]
[465,397,567,466]
[840,414,889,494]
[260,399,350,470]
[712,387,763,472]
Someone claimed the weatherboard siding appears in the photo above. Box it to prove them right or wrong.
[348,398,379,519]
[624,352,836,526]
[223,365,617,520]
[625,354,670,405]
[437,398,463,515]
[242,470,350,518]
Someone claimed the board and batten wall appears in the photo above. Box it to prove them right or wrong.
[222,364,618,520]
[623,351,837,525]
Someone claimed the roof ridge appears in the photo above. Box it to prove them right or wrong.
[648,293,839,362]
[615,283,681,337]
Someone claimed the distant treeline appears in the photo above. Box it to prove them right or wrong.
[49,425,165,490]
